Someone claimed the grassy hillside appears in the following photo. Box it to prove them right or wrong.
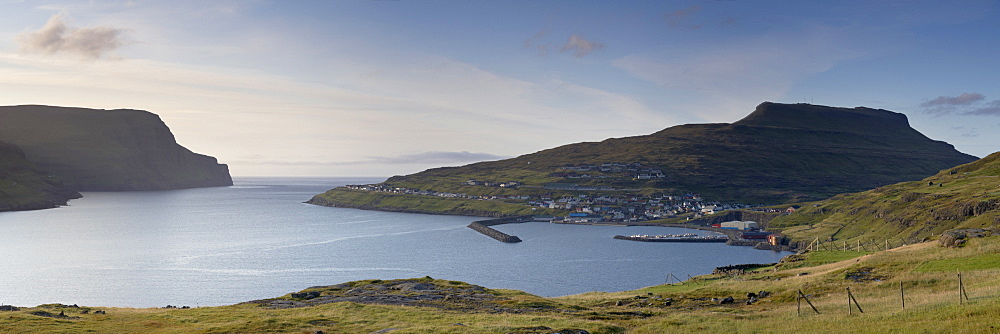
[375,102,976,205]
[770,151,1000,245]
[2,235,997,333]
[0,105,232,191]
[0,141,80,211]
[308,188,568,217]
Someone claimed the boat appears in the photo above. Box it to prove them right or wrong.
[613,233,729,243]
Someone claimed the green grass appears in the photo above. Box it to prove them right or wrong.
[772,152,1000,247]
[915,253,1000,272]
[308,188,568,217]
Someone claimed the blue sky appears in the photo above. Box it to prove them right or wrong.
[1,0,998,176]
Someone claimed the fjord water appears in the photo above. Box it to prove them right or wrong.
[0,178,790,308]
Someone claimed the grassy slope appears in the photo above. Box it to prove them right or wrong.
[308,188,568,217]
[378,103,976,205]
[2,236,998,333]
[770,151,1000,245]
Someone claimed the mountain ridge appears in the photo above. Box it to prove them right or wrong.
[376,102,976,204]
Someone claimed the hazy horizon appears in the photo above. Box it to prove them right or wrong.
[2,1,998,177]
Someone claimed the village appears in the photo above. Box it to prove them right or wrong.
[339,182,756,224]
[342,162,774,223]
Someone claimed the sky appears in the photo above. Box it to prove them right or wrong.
[1,0,999,177]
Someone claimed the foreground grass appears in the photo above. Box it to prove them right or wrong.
[2,237,999,333]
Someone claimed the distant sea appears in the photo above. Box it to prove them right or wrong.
[0,177,791,308]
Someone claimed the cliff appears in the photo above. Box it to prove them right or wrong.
[0,140,81,211]
[0,105,232,191]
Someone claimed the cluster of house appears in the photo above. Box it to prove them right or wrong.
[340,183,751,223]
[340,184,474,199]
[544,194,752,222]
[464,180,522,188]
[551,162,667,180]
[748,206,799,214]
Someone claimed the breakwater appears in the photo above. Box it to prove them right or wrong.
[467,215,535,243]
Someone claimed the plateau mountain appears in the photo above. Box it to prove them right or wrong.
[0,105,232,192]
[312,102,978,215]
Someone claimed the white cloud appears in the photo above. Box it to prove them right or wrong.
[245,151,508,167]
[0,51,671,176]
[920,93,1000,116]
[921,93,985,107]
[560,34,604,58]
[17,13,128,60]
[968,100,1000,116]
[663,5,701,29]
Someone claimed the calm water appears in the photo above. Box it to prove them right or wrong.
[0,177,790,307]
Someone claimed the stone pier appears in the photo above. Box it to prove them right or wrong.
[467,215,534,243]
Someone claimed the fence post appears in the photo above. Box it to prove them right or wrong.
[959,273,970,304]
[671,273,683,285]
[847,287,864,313]
[959,273,963,305]
[798,289,820,314]
[900,281,905,309]
[848,287,852,315]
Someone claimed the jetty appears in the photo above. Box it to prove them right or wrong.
[467,215,534,243]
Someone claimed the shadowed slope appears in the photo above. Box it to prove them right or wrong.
[0,141,80,211]
[0,105,232,191]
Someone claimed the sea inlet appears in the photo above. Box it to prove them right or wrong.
[0,177,791,308]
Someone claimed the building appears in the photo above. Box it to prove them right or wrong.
[741,231,771,240]
[720,221,759,230]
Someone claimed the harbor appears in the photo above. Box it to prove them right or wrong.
[613,233,730,243]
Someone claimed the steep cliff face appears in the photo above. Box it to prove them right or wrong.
[733,102,916,136]
[0,140,81,211]
[0,105,232,191]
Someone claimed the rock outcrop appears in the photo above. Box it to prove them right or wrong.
[0,105,232,191]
